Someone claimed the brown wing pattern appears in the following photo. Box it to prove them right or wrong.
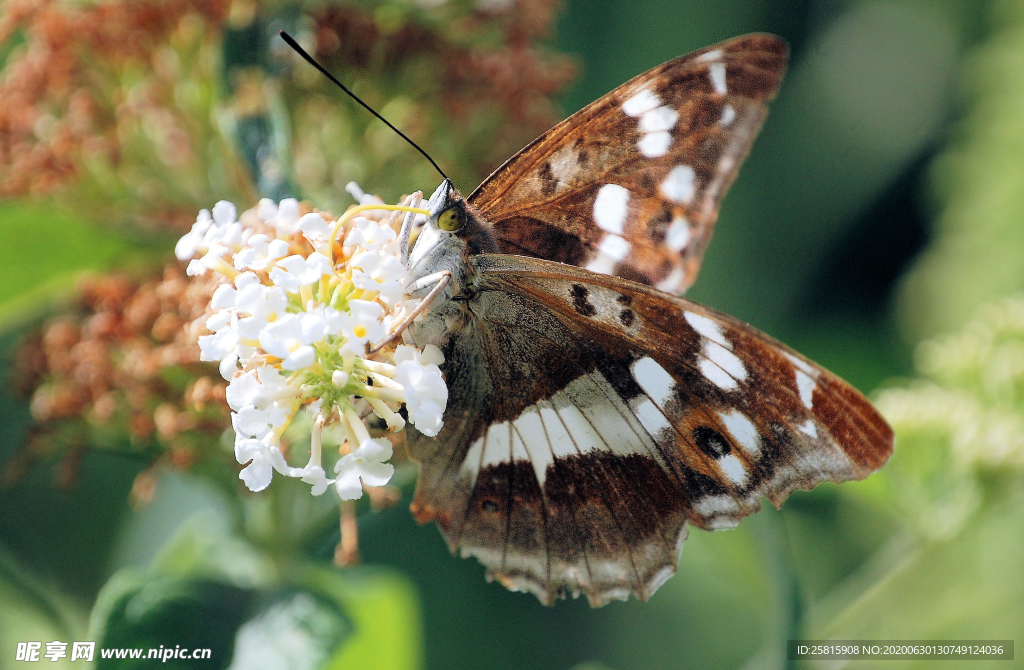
[405,255,892,606]
[468,34,788,294]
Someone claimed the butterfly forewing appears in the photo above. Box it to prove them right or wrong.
[468,34,788,294]
[406,255,893,606]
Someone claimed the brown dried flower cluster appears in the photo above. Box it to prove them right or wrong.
[0,0,229,198]
[9,266,230,490]
[313,0,576,179]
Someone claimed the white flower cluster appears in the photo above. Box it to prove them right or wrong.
[175,190,447,500]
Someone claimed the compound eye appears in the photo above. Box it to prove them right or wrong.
[438,206,465,232]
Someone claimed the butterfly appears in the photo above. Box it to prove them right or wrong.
[396,33,893,606]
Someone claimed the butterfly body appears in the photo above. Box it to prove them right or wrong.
[397,34,893,607]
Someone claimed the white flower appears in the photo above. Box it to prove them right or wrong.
[199,322,253,380]
[231,403,288,439]
[234,283,289,341]
[252,366,299,407]
[336,299,385,348]
[234,234,290,271]
[334,438,395,500]
[259,314,317,370]
[394,344,447,436]
[269,253,332,293]
[344,217,396,252]
[345,181,385,207]
[226,366,299,412]
[175,209,213,260]
[350,251,407,305]
[212,200,237,226]
[298,213,332,254]
[226,369,261,411]
[184,191,449,500]
[299,465,334,496]
[257,198,278,221]
[299,309,331,344]
[274,198,301,234]
[259,197,301,235]
[186,245,228,276]
[235,434,288,492]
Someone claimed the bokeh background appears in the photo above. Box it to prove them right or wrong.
[2,0,1023,668]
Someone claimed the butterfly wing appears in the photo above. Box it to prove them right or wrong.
[467,34,788,294]
[404,255,892,607]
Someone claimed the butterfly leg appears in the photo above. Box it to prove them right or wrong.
[367,270,451,354]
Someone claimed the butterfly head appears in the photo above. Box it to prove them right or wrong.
[408,179,496,291]
[428,178,468,233]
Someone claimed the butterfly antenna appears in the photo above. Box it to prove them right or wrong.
[279,30,450,182]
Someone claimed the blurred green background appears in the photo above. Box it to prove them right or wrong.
[2,0,1023,668]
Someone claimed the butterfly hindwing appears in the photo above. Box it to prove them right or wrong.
[405,255,893,606]
[468,33,788,294]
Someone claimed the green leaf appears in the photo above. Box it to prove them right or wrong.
[90,571,258,669]
[226,589,352,670]
[805,490,1024,652]
[306,566,423,670]
[0,200,131,331]
[0,543,88,665]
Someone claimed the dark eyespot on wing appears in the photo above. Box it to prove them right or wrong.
[693,426,730,458]
[571,284,597,316]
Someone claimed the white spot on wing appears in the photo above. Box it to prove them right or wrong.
[638,131,672,158]
[655,266,685,293]
[796,370,815,409]
[660,165,696,203]
[784,352,816,376]
[693,494,742,528]
[798,418,818,439]
[537,401,578,459]
[593,184,630,234]
[695,48,723,63]
[622,88,660,117]
[720,103,736,126]
[631,356,676,407]
[586,234,632,276]
[718,454,748,487]
[551,393,604,456]
[699,358,738,391]
[579,381,661,460]
[585,255,615,275]
[665,215,690,252]
[482,421,511,467]
[513,407,552,487]
[511,423,530,461]
[598,234,631,261]
[717,409,760,457]
[703,340,747,382]
[639,106,678,133]
[628,395,673,444]
[684,311,730,349]
[459,437,484,480]
[557,373,666,466]
[709,62,727,94]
